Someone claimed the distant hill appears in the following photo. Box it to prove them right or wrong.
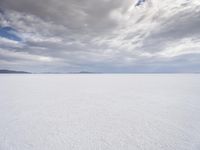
[68,71,98,74]
[0,69,31,74]
[78,71,96,74]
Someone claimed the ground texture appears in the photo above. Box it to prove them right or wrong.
[0,74,200,150]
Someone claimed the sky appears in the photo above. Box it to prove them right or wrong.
[0,0,200,73]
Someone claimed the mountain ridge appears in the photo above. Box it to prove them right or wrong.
[0,69,31,74]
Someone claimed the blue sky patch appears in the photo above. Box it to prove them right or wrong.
[0,26,22,41]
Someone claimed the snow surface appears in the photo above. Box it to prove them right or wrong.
[0,74,200,150]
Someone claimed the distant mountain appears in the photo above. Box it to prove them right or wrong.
[78,71,96,74]
[68,71,98,74]
[0,69,31,74]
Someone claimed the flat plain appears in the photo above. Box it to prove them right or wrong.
[0,74,200,150]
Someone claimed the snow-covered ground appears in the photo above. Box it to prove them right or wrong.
[0,74,200,150]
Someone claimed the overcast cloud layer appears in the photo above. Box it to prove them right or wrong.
[0,0,200,73]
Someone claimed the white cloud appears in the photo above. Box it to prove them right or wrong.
[0,48,60,63]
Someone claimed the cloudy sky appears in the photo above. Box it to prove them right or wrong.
[0,0,200,73]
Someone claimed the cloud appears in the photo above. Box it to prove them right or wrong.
[0,0,200,72]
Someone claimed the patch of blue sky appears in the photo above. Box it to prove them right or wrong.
[0,26,22,42]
